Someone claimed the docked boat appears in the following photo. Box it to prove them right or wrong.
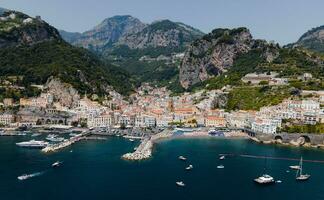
[129,139,135,142]
[186,165,193,170]
[31,133,41,137]
[217,165,224,169]
[46,136,65,142]
[296,157,310,181]
[178,156,187,161]
[289,165,301,170]
[52,161,62,168]
[16,140,48,148]
[176,181,185,187]
[219,155,225,160]
[254,174,275,184]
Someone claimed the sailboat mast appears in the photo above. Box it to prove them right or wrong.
[300,157,303,175]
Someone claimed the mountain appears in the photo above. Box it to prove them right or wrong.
[60,15,146,52]
[60,17,204,57]
[0,11,133,96]
[289,25,324,53]
[179,27,324,90]
[0,7,8,15]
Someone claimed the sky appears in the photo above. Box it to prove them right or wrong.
[1,0,324,45]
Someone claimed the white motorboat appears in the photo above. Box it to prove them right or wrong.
[52,161,62,168]
[185,165,193,170]
[176,181,185,187]
[129,139,135,142]
[178,156,187,161]
[289,165,301,170]
[16,140,48,148]
[219,155,225,160]
[217,165,224,169]
[254,174,275,184]
[46,136,65,142]
[276,180,282,183]
[296,157,310,181]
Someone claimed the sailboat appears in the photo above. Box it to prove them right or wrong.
[296,157,310,181]
[254,158,275,184]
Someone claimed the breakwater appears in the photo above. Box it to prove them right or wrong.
[122,129,172,160]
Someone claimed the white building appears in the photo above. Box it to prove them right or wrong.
[251,118,281,134]
[87,113,114,128]
[0,114,14,126]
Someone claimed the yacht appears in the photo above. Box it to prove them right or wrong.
[254,158,275,185]
[254,174,275,184]
[176,181,185,187]
[178,156,187,161]
[16,140,48,148]
[296,157,310,181]
[185,165,193,170]
[52,161,62,168]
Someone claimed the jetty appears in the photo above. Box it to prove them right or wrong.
[122,129,172,161]
[41,132,89,153]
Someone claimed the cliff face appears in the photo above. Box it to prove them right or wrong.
[118,20,204,50]
[0,11,61,48]
[179,28,253,89]
[45,77,80,108]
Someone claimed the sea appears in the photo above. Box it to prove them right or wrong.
[1,135,324,200]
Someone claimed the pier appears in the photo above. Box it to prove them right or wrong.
[41,132,90,153]
[122,129,172,161]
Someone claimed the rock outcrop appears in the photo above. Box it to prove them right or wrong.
[44,77,80,108]
[179,27,279,89]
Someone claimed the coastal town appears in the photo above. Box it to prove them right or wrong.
[0,75,323,137]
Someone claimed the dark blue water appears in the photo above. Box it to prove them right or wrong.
[1,136,324,200]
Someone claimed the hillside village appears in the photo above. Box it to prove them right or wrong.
[0,78,323,135]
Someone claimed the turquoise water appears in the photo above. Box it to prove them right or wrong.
[1,136,324,200]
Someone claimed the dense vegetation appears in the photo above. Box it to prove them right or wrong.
[225,86,291,111]
[0,40,134,96]
[282,123,324,134]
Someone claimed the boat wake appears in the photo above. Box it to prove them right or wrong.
[17,171,45,181]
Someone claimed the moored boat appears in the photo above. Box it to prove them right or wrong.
[176,181,185,187]
[296,157,310,181]
[178,156,187,161]
[254,174,275,184]
[185,165,193,170]
[217,165,224,169]
[52,161,62,168]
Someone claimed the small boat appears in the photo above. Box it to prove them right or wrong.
[185,165,193,170]
[52,161,62,168]
[31,133,41,137]
[176,181,185,187]
[276,180,282,183]
[217,165,224,169]
[289,165,301,170]
[129,139,135,142]
[219,155,225,160]
[296,157,310,181]
[254,174,275,184]
[46,137,65,142]
[254,158,275,185]
[178,156,187,161]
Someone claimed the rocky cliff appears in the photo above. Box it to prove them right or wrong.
[118,20,204,50]
[179,28,278,89]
